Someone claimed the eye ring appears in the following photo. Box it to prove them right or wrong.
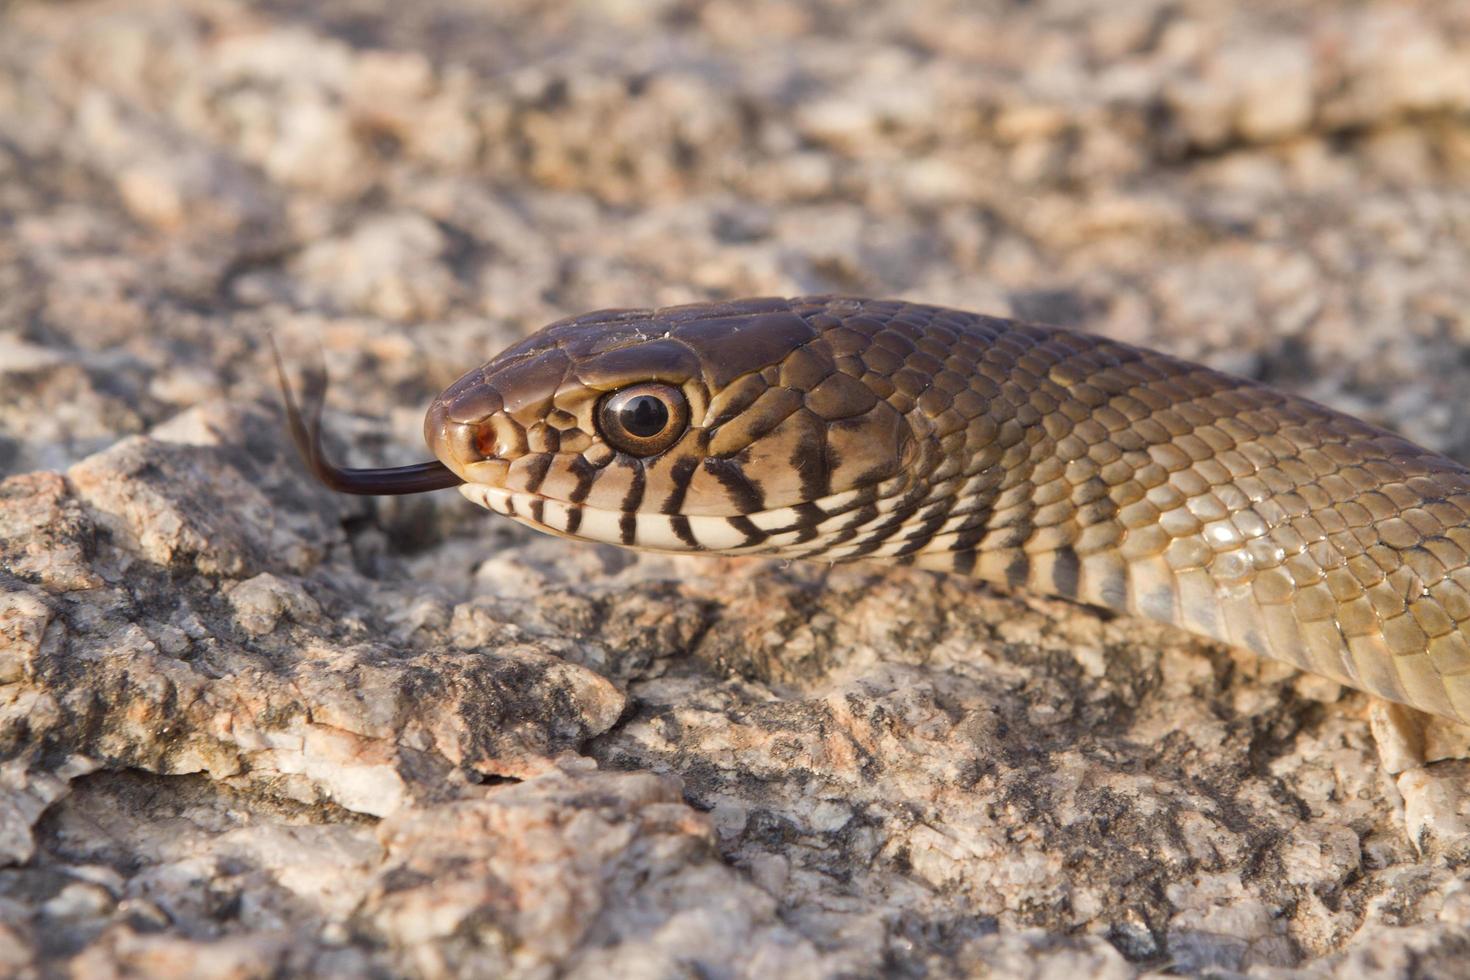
[596,383,690,457]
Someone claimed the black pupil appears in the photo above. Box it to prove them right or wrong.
[619,394,669,438]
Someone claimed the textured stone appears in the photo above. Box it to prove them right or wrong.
[2,0,1470,977]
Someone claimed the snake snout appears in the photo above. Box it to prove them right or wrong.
[424,385,518,485]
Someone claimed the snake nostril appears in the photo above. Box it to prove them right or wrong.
[472,415,527,460]
[425,382,529,475]
[473,424,498,459]
[424,404,493,475]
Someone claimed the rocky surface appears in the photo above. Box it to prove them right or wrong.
[2,0,1470,976]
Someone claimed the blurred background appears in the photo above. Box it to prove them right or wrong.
[3,0,1468,480]
[3,2,1470,976]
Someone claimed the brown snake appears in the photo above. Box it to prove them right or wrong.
[277,296,1470,725]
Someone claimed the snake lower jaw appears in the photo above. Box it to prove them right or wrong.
[455,457,512,487]
[459,483,585,543]
[458,470,929,563]
[458,483,758,553]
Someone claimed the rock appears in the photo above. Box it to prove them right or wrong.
[67,435,288,578]
[227,573,323,637]
[2,0,1470,976]
[291,212,462,322]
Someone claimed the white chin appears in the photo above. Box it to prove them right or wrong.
[456,480,906,558]
[456,482,717,552]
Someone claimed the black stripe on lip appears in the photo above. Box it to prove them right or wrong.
[950,493,1000,552]
[566,505,583,535]
[671,515,702,549]
[816,526,860,552]
[952,525,988,554]
[1005,551,1031,590]
[619,512,638,545]
[762,484,875,537]
[1052,544,1081,600]
[702,458,765,514]
[952,549,977,575]
[893,510,953,557]
[791,417,834,502]
[832,483,880,519]
[621,459,647,513]
[791,501,827,543]
[530,497,545,526]
[844,459,902,494]
[661,457,699,514]
[567,455,598,504]
[992,515,1035,550]
[845,490,927,557]
[834,504,882,548]
[726,515,765,546]
[523,453,554,494]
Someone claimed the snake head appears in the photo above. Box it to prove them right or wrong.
[425,297,923,555]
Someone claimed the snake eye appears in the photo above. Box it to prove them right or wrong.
[597,383,690,457]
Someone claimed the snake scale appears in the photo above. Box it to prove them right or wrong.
[277,296,1470,725]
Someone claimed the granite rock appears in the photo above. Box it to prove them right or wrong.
[2,0,1470,976]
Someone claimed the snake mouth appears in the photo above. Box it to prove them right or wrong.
[458,483,759,552]
[457,476,911,558]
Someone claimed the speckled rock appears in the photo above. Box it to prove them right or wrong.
[2,0,1470,977]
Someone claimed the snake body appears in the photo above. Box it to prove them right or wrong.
[283,296,1470,724]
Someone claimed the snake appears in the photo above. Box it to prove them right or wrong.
[275,296,1470,725]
